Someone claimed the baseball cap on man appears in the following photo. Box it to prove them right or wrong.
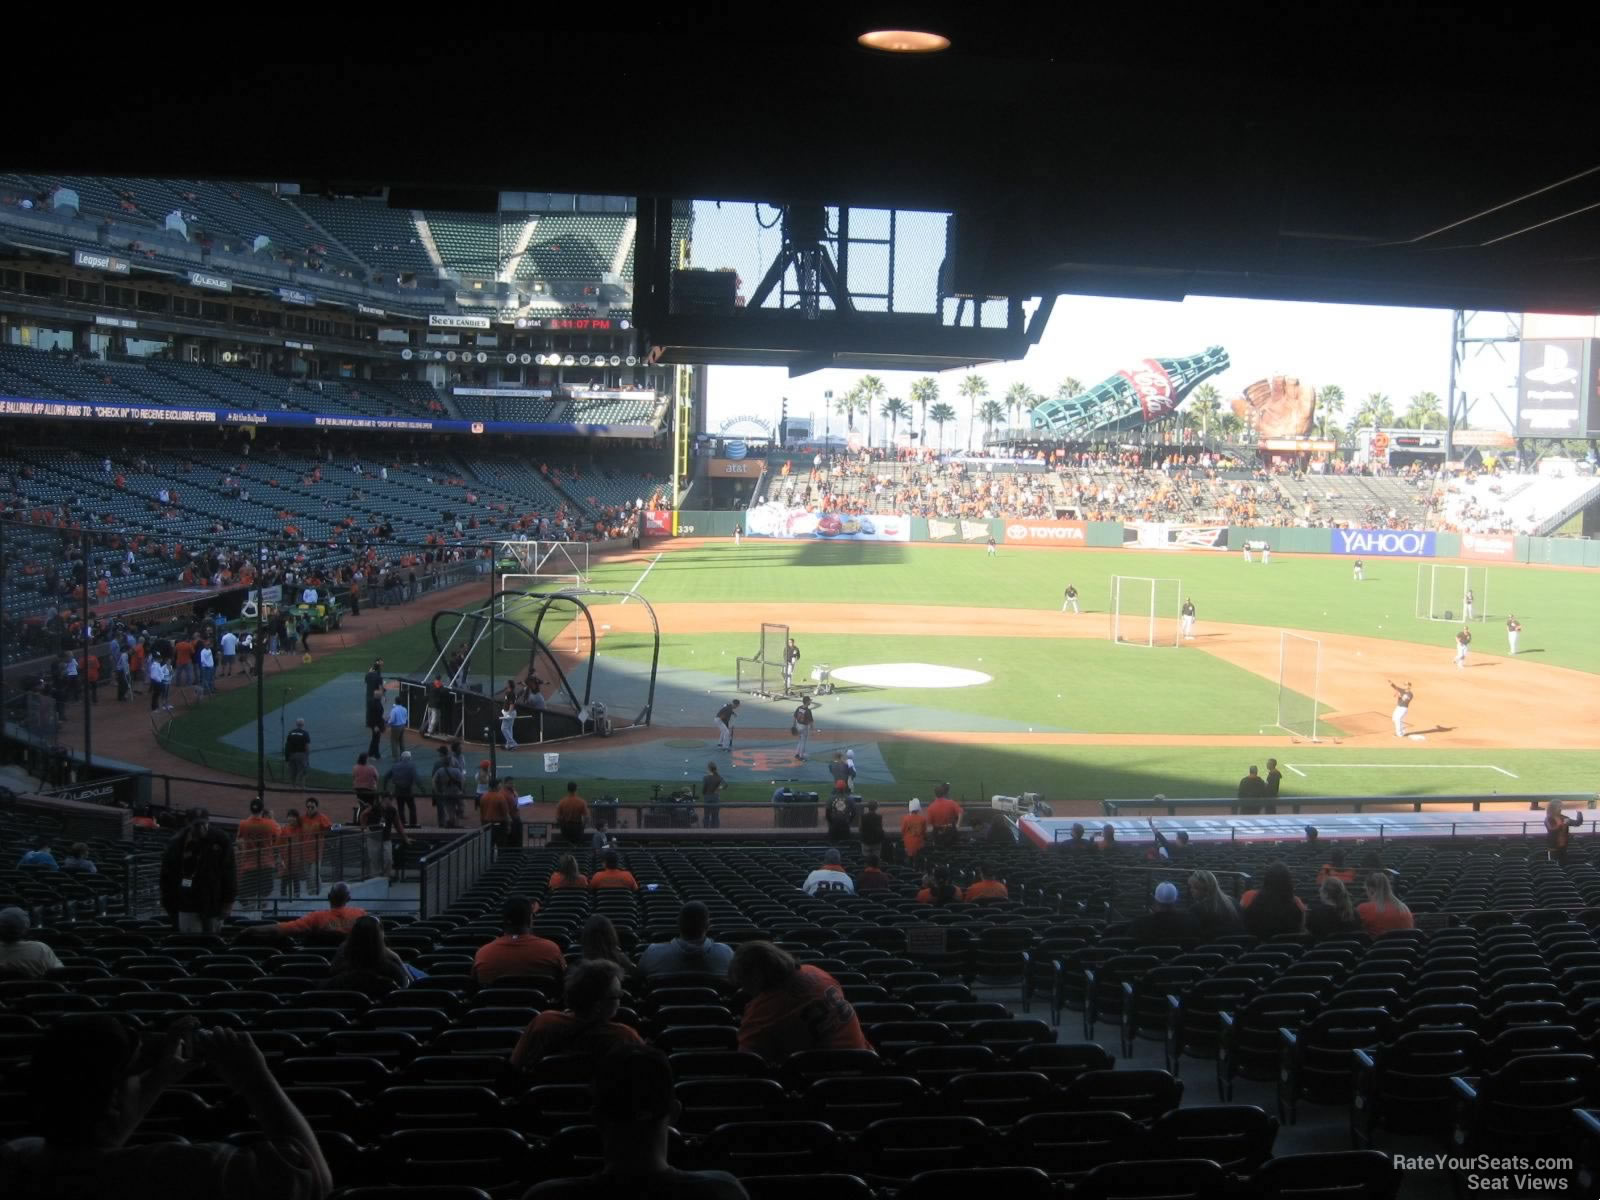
[1153,882,1181,905]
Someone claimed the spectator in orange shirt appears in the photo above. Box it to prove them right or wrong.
[856,853,891,893]
[732,941,869,1062]
[916,866,964,905]
[900,799,928,866]
[510,960,641,1072]
[1356,872,1415,936]
[298,797,333,892]
[1315,848,1357,887]
[590,849,639,891]
[549,853,588,890]
[173,637,195,687]
[479,778,512,841]
[473,897,566,988]
[963,864,1009,902]
[556,782,589,844]
[925,785,962,849]
[1241,862,1307,938]
[235,798,282,911]
[239,881,366,942]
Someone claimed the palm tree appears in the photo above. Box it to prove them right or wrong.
[929,402,957,453]
[1317,384,1345,439]
[1056,377,1084,401]
[1404,390,1443,429]
[957,374,988,450]
[856,374,887,444]
[1187,383,1222,440]
[880,396,910,444]
[909,377,938,447]
[977,399,1006,445]
[1216,411,1245,442]
[834,384,866,432]
[1004,381,1033,431]
[1353,391,1394,434]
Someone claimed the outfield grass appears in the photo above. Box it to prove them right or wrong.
[156,540,1600,804]
[582,543,1600,674]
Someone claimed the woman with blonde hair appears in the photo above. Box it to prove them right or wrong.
[549,853,587,890]
[1356,872,1414,936]
[1306,876,1362,937]
[1187,870,1242,936]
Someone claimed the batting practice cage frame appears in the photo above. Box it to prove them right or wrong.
[400,586,659,747]
[1110,576,1182,647]
[1415,563,1491,623]
[495,538,591,581]
[1274,631,1323,741]
[736,622,791,699]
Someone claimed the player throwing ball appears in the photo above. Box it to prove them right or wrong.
[1507,614,1522,655]
[1454,626,1471,669]
[1388,680,1414,737]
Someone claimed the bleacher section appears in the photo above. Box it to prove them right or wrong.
[9,806,1600,1196]
[515,215,631,283]
[1277,474,1433,530]
[424,212,507,276]
[288,195,436,277]
[1434,472,1600,535]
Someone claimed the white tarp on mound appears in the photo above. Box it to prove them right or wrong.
[831,663,992,689]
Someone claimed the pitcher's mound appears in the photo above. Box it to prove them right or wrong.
[831,663,993,689]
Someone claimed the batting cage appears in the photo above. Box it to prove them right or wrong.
[1415,563,1491,623]
[736,622,791,699]
[1273,631,1323,741]
[399,584,659,747]
[1110,576,1182,647]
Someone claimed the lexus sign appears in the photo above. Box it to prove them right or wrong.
[1004,520,1088,545]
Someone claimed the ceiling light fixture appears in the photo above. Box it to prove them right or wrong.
[858,29,950,54]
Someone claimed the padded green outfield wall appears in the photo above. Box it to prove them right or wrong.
[1225,527,1335,554]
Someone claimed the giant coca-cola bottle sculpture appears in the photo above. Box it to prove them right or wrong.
[1029,346,1231,439]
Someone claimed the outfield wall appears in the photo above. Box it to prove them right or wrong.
[673,510,1600,565]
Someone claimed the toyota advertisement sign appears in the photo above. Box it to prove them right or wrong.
[1332,529,1436,558]
[1516,338,1593,437]
[1004,520,1088,546]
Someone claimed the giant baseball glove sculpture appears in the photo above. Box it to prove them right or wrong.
[1231,376,1317,438]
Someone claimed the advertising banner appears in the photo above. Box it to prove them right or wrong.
[1003,519,1088,546]
[0,394,655,439]
[1331,528,1437,557]
[927,518,991,542]
[1517,338,1588,436]
[642,510,671,536]
[744,503,910,542]
[706,458,760,477]
[1460,532,1517,561]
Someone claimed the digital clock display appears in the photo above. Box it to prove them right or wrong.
[546,318,613,331]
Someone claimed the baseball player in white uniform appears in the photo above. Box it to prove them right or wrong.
[783,638,800,692]
[1180,598,1197,640]
[1353,558,1364,582]
[1454,626,1471,669]
[1507,615,1521,655]
[1388,680,1413,737]
[1262,546,1271,565]
[1464,588,1475,621]
[1242,544,1253,563]
[1061,584,1079,613]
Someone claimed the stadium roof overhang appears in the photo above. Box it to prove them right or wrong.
[8,8,1600,319]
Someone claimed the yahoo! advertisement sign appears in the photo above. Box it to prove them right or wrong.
[1332,529,1436,558]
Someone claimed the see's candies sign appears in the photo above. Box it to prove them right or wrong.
[1004,520,1088,545]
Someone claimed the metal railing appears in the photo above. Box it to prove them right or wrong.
[418,824,495,918]
[1102,793,1594,817]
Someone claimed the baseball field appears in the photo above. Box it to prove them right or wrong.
[156,538,1600,816]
